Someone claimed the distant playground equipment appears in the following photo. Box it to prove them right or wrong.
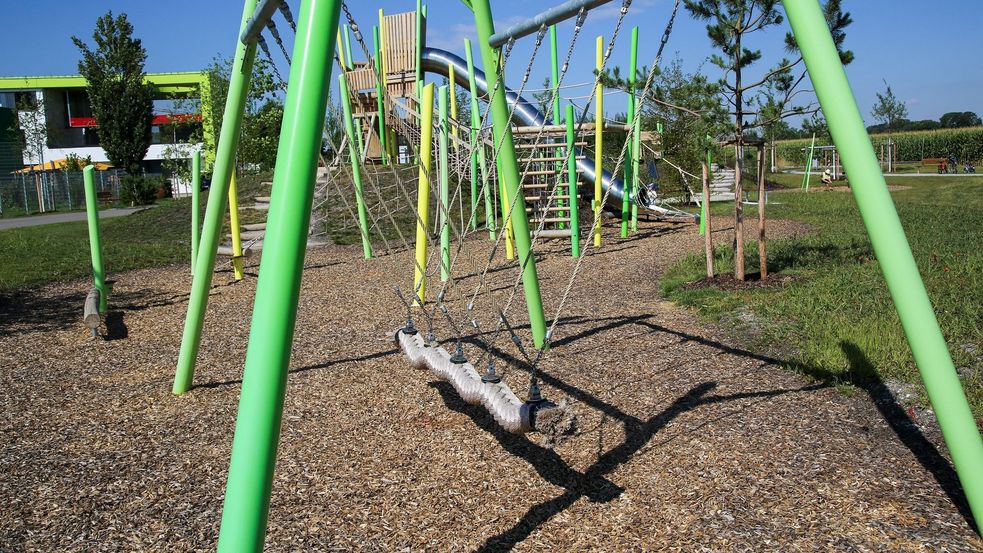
[163,0,982,549]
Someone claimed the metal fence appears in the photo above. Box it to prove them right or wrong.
[0,170,123,217]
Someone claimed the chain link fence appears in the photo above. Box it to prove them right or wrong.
[0,170,123,217]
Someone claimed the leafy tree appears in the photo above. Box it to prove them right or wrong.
[15,95,47,168]
[801,110,828,138]
[869,79,907,132]
[600,57,728,196]
[684,0,852,280]
[532,77,554,116]
[72,12,154,175]
[939,111,982,129]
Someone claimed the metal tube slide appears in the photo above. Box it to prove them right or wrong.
[420,47,695,221]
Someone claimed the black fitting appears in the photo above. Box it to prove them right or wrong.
[481,362,501,384]
[450,343,467,365]
[519,382,556,432]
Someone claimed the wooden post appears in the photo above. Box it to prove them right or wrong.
[734,143,745,281]
[702,161,713,279]
[757,147,767,280]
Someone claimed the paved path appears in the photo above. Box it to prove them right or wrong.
[0,207,149,231]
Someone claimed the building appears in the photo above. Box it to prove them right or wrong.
[0,72,210,183]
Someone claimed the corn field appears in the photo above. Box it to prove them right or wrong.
[775,126,983,167]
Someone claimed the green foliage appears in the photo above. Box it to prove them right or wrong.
[870,79,908,132]
[72,12,154,175]
[776,126,983,165]
[62,153,91,172]
[940,111,982,129]
[119,175,164,206]
[200,55,283,172]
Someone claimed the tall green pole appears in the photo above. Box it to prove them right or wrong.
[191,151,201,274]
[339,72,373,259]
[621,26,638,238]
[173,0,259,395]
[629,27,641,232]
[438,85,451,282]
[343,24,354,68]
[566,105,580,258]
[469,0,547,348]
[465,38,495,240]
[785,0,983,530]
[801,132,816,190]
[216,1,343,550]
[372,26,388,166]
[549,25,565,230]
[82,165,107,312]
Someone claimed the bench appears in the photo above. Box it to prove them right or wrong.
[921,158,945,167]
[96,190,115,206]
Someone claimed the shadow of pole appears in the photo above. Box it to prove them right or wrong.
[840,341,977,531]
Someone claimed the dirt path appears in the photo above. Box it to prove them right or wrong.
[1,217,978,551]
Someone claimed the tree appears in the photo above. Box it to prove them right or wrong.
[939,111,982,129]
[801,110,829,138]
[870,80,907,132]
[531,77,554,116]
[72,12,155,175]
[684,0,853,280]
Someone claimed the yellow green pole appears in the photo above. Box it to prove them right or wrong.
[377,9,388,88]
[413,83,435,305]
[228,171,245,281]
[82,165,107,312]
[191,151,201,274]
[628,26,640,233]
[336,27,346,69]
[621,27,637,238]
[498,161,515,260]
[448,64,459,154]
[339,71,373,259]
[593,35,603,247]
[343,24,354,68]
[372,26,388,165]
[566,104,580,257]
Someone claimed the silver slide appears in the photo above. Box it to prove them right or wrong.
[420,47,696,221]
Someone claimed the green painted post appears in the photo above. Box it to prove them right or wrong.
[415,0,423,100]
[82,166,107,312]
[470,0,547,348]
[216,1,343,550]
[438,85,451,282]
[372,26,388,166]
[621,26,638,238]
[785,0,983,530]
[339,72,373,259]
[173,0,259,395]
[549,25,565,230]
[465,38,495,240]
[566,105,580,258]
[629,27,641,233]
[191,151,201,274]
[343,24,354,67]
[802,132,816,190]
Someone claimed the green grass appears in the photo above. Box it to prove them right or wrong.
[663,174,983,418]
[0,197,196,291]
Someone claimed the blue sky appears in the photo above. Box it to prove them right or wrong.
[0,1,979,126]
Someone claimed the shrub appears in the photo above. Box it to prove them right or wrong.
[119,175,164,206]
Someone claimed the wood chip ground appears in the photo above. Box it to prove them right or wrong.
[1,216,979,551]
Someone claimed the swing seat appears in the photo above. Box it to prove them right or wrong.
[396,329,562,434]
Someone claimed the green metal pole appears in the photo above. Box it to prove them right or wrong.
[415,0,423,100]
[621,26,638,238]
[82,165,107,312]
[413,83,435,305]
[785,0,983,530]
[465,38,495,240]
[173,0,259,395]
[339,72,373,259]
[629,27,640,233]
[550,25,565,230]
[343,24,354,68]
[216,1,343,550]
[438,85,451,282]
[566,105,580,258]
[372,26,388,166]
[802,132,816,190]
[191,151,201,274]
[470,0,547,348]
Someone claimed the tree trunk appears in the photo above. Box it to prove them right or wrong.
[757,146,767,280]
[734,143,745,280]
[703,160,714,278]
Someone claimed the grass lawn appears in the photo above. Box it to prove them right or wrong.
[664,174,983,419]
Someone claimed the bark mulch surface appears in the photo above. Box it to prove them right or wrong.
[1,217,979,551]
